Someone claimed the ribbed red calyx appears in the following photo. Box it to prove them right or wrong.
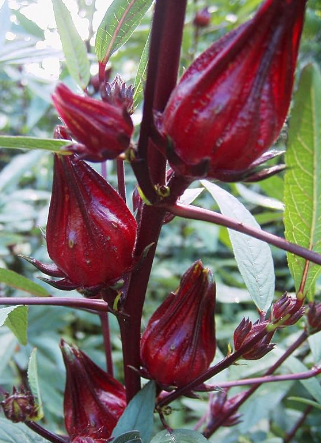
[60,340,126,440]
[44,154,137,291]
[140,260,216,388]
[52,83,133,162]
[161,0,307,181]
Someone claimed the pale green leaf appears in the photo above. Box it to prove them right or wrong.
[0,136,70,153]
[27,348,44,420]
[52,0,90,89]
[113,431,142,443]
[0,418,48,442]
[202,180,275,312]
[0,268,50,297]
[112,381,156,443]
[4,305,28,345]
[95,0,153,64]
[288,396,321,410]
[284,64,321,298]
[285,355,321,404]
[151,429,209,443]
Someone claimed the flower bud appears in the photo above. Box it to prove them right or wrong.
[30,154,137,292]
[1,387,37,423]
[160,0,307,181]
[60,340,126,440]
[52,84,133,162]
[307,302,321,333]
[101,75,134,115]
[206,390,243,428]
[233,318,275,360]
[270,293,304,327]
[140,260,216,387]
[193,8,211,28]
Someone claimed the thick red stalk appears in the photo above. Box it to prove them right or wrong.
[119,0,188,402]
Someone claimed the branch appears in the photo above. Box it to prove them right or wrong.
[206,366,321,389]
[0,297,109,312]
[163,203,321,266]
[25,422,68,443]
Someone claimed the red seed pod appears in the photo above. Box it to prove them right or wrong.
[233,319,275,360]
[160,0,307,181]
[52,83,133,162]
[140,260,216,388]
[33,154,137,291]
[60,340,126,440]
[1,387,37,423]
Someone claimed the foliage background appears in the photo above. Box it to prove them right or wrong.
[0,0,321,442]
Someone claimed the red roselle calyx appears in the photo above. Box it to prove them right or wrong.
[52,83,133,162]
[140,260,216,388]
[233,318,275,360]
[160,0,307,182]
[307,302,321,333]
[28,154,137,292]
[60,340,126,440]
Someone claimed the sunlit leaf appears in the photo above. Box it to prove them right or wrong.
[134,32,150,109]
[52,0,90,89]
[0,136,70,153]
[3,305,28,345]
[95,0,153,64]
[284,64,321,299]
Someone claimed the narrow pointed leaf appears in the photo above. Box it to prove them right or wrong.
[133,32,150,109]
[95,0,153,64]
[284,64,321,299]
[0,268,50,297]
[52,0,90,89]
[112,381,156,443]
[0,136,71,153]
[202,180,275,312]
[4,305,28,345]
[27,348,44,420]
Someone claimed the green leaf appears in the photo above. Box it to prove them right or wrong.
[0,136,70,153]
[284,64,321,299]
[113,431,142,443]
[112,381,156,443]
[95,0,153,64]
[4,305,28,345]
[52,0,90,89]
[202,180,275,312]
[285,355,321,404]
[0,329,17,377]
[288,396,321,410]
[151,429,209,443]
[133,32,150,109]
[0,418,48,443]
[0,268,50,297]
[308,330,321,363]
[27,348,44,420]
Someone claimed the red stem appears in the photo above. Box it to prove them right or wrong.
[119,0,187,403]
[116,159,126,202]
[283,405,313,443]
[164,203,321,266]
[99,312,114,376]
[25,422,68,443]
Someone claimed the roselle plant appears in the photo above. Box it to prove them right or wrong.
[0,0,321,442]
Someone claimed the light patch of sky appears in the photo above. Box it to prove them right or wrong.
[5,0,109,79]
